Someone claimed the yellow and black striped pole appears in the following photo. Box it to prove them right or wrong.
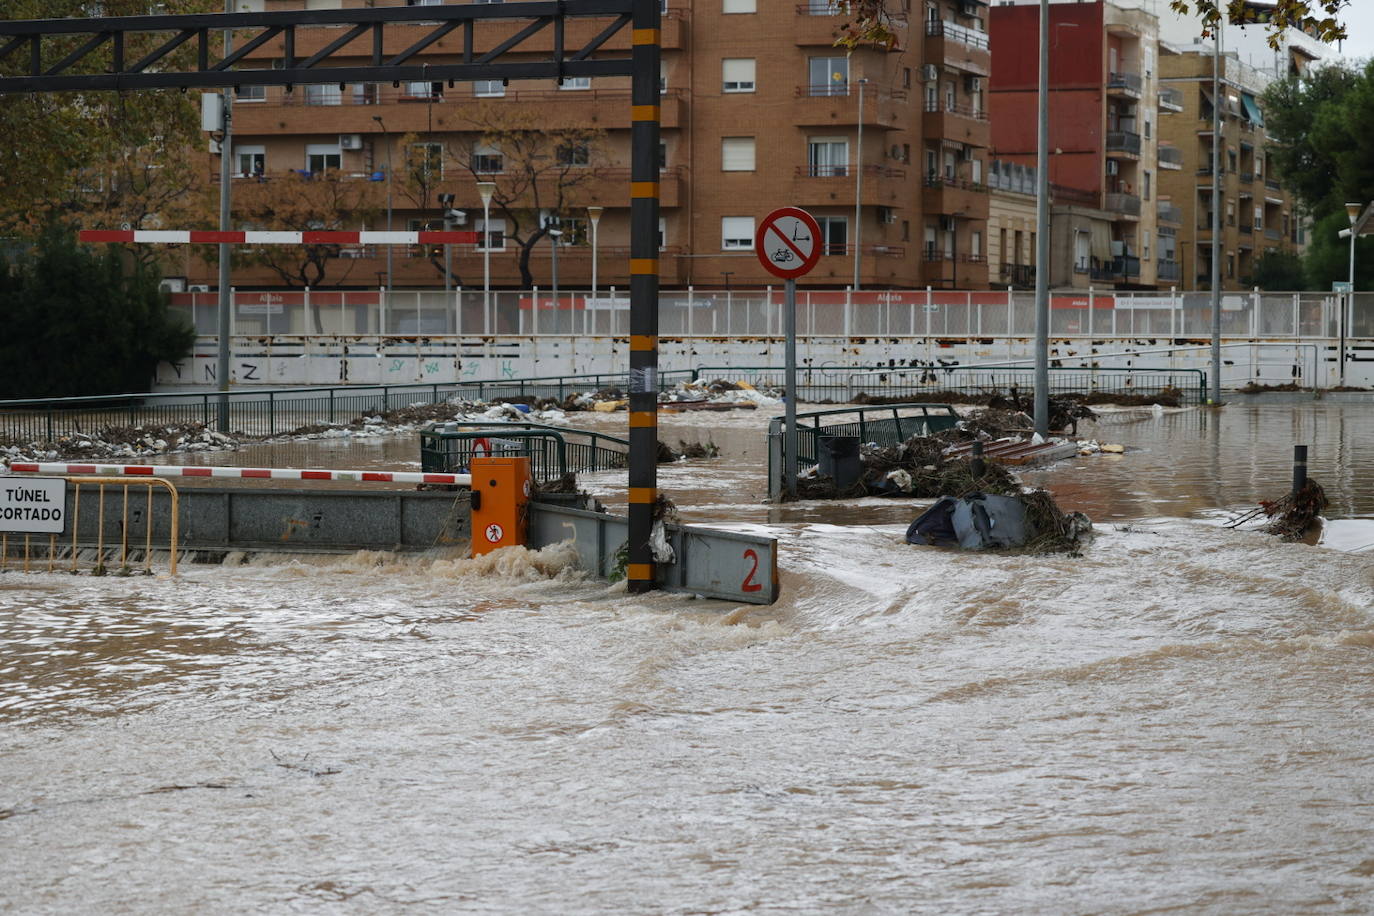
[626,0,661,594]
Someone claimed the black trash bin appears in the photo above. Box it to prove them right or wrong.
[817,435,862,490]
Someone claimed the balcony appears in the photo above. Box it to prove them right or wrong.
[1240,171,1254,184]
[794,2,846,46]
[922,100,990,148]
[1159,87,1184,112]
[233,87,689,135]
[1091,255,1140,282]
[1265,177,1282,191]
[999,263,1035,288]
[1106,130,1142,157]
[922,176,990,219]
[1158,146,1184,170]
[1265,228,1282,241]
[1157,204,1182,225]
[921,251,988,289]
[1156,259,1181,282]
[1239,223,1253,235]
[793,85,907,130]
[1107,71,1143,98]
[1051,184,1100,208]
[924,20,991,77]
[791,164,910,208]
[1105,192,1142,217]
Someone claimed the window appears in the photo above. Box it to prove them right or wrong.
[474,79,505,98]
[478,217,506,251]
[817,216,847,255]
[556,141,590,166]
[473,143,503,174]
[1143,229,1151,260]
[410,142,444,182]
[1144,116,1151,139]
[1254,206,1263,229]
[924,83,937,110]
[306,0,343,7]
[808,136,848,177]
[721,137,756,171]
[1143,170,1151,201]
[722,58,756,93]
[560,76,591,90]
[924,224,936,259]
[925,148,937,179]
[404,81,443,99]
[971,158,982,185]
[658,217,667,249]
[1074,230,1090,271]
[305,143,341,173]
[971,230,982,259]
[808,57,848,96]
[1226,200,1235,226]
[722,216,754,250]
[660,62,668,94]
[943,151,956,180]
[723,0,755,11]
[556,217,588,246]
[944,81,955,111]
[902,220,910,242]
[304,83,341,106]
[903,67,911,89]
[353,83,378,104]
[234,145,265,178]
[659,141,667,170]
[236,84,266,102]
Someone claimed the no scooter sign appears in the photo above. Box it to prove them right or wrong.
[755,207,822,281]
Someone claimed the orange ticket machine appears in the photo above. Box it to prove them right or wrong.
[469,456,533,556]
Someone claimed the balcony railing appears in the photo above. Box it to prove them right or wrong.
[924,175,989,193]
[923,99,988,121]
[796,1,839,14]
[1159,87,1184,111]
[796,164,907,179]
[1105,192,1142,215]
[1051,184,1099,207]
[1156,259,1181,281]
[1000,263,1035,287]
[1240,171,1254,183]
[1265,228,1282,240]
[1239,223,1253,234]
[1158,146,1184,168]
[925,19,990,51]
[798,84,908,100]
[1106,131,1142,155]
[1157,204,1183,225]
[1265,177,1282,190]
[1107,71,1143,94]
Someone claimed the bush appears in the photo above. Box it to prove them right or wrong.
[0,223,194,398]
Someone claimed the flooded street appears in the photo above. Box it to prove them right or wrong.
[3,402,1373,913]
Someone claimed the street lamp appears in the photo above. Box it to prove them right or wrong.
[853,77,869,291]
[372,115,393,294]
[546,214,563,311]
[477,180,497,334]
[1341,201,1362,385]
[587,206,603,305]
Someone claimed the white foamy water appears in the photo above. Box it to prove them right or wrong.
[2,402,1373,913]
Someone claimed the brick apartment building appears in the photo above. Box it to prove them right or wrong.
[185,0,1003,291]
[989,0,1162,290]
[1156,46,1300,290]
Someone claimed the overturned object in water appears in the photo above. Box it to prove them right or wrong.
[906,491,1093,553]
[906,493,1033,549]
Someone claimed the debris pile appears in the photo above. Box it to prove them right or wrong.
[1226,479,1329,541]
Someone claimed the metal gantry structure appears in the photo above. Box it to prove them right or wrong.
[0,0,666,595]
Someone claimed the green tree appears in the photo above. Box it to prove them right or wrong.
[0,224,195,398]
[1302,210,1374,291]
[1250,249,1307,290]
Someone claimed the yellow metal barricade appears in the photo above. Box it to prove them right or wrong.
[0,476,179,577]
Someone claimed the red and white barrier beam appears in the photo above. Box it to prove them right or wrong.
[4,462,471,486]
[78,230,479,246]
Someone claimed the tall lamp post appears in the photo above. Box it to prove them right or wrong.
[853,77,869,291]
[1339,200,1364,386]
[478,180,497,334]
[547,214,562,311]
[1032,0,1051,436]
[588,206,603,304]
[372,115,393,294]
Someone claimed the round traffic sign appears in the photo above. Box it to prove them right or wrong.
[484,523,505,543]
[755,207,822,280]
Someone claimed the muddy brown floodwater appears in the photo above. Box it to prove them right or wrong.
[2,401,1372,914]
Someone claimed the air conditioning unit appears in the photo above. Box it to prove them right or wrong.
[339,134,363,150]
[1106,160,1120,176]
[965,76,982,92]
[921,64,939,82]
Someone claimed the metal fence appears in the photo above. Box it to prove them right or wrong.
[766,404,963,500]
[0,374,689,444]
[420,421,629,482]
[167,287,1374,341]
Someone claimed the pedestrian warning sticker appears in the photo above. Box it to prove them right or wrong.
[484,523,505,543]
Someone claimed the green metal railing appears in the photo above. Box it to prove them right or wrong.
[766,403,962,500]
[420,421,630,482]
[0,372,691,444]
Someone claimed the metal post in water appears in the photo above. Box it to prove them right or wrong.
[1292,444,1308,494]
[1032,0,1051,437]
[785,277,799,499]
[971,440,986,480]
[215,0,234,432]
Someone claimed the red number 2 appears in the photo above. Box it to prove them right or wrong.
[742,549,762,592]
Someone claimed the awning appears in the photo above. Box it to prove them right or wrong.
[1241,93,1264,126]
[1090,222,1113,261]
